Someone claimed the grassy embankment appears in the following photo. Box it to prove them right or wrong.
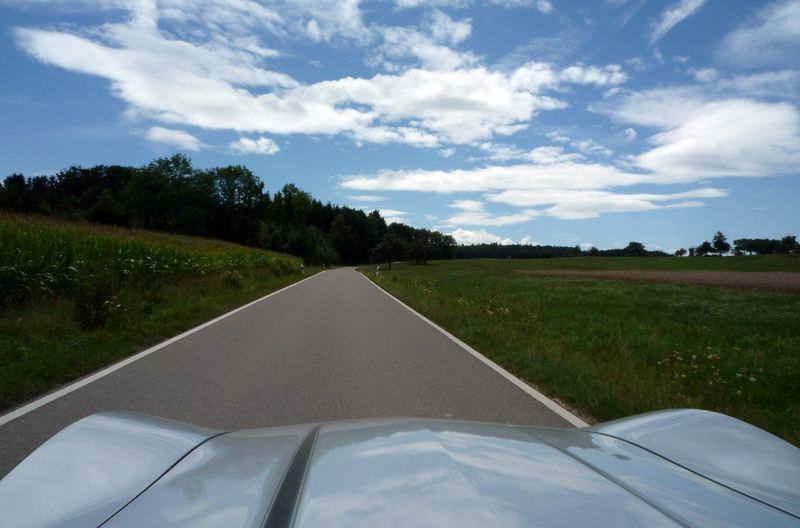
[1,214,313,411]
[365,257,800,444]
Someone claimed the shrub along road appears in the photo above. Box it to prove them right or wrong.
[0,267,574,478]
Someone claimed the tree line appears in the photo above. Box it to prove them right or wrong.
[0,154,455,266]
[674,231,799,257]
[454,241,669,259]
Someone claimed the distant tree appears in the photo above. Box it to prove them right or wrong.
[372,234,409,269]
[1,174,29,212]
[0,155,462,267]
[733,239,750,255]
[674,248,687,257]
[588,246,600,256]
[623,241,647,256]
[697,241,714,256]
[88,188,125,225]
[409,238,431,264]
[330,209,374,265]
[780,235,799,254]
[688,247,696,257]
[272,183,312,225]
[366,210,387,243]
[732,237,791,255]
[712,231,731,256]
[427,231,457,260]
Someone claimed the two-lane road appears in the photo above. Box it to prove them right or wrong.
[0,267,577,477]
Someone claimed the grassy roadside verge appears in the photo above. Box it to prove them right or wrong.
[363,259,800,445]
[1,214,316,411]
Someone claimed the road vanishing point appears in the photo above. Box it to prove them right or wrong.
[0,267,581,477]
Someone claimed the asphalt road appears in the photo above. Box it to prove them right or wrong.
[0,267,572,477]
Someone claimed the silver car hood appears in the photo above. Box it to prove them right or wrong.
[1,410,798,528]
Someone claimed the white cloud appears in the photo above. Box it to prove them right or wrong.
[546,131,570,143]
[691,67,718,83]
[16,20,598,147]
[600,89,800,180]
[371,12,478,72]
[622,127,637,141]
[520,236,539,245]
[528,146,582,164]
[229,136,280,155]
[379,208,408,217]
[715,69,800,100]
[448,208,539,225]
[145,126,204,150]
[446,199,539,225]
[572,138,613,157]
[450,228,513,245]
[394,0,554,9]
[488,188,726,219]
[340,161,725,221]
[429,9,472,45]
[637,98,800,180]
[535,0,553,14]
[542,132,612,159]
[347,194,386,201]
[479,143,584,164]
[379,208,408,224]
[449,199,485,212]
[339,85,800,222]
[341,162,647,194]
[717,0,800,68]
[13,1,629,153]
[559,64,628,86]
[593,86,707,128]
[650,0,708,45]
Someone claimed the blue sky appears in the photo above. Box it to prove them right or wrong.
[1,0,798,251]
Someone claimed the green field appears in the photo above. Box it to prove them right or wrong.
[462,254,800,272]
[364,258,800,444]
[0,214,311,411]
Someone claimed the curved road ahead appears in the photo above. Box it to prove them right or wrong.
[0,268,575,477]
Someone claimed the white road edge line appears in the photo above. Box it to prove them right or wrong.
[360,271,589,428]
[0,271,327,427]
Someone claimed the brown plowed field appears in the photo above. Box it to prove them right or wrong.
[514,269,800,293]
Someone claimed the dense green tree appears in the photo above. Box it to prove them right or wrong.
[0,154,457,267]
[1,174,28,211]
[780,235,799,253]
[623,241,647,256]
[372,234,409,269]
[409,238,431,264]
[697,241,714,256]
[330,209,374,265]
[210,164,265,244]
[712,231,731,255]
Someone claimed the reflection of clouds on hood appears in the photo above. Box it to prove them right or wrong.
[295,426,678,528]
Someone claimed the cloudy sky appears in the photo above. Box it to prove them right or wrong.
[1,0,798,250]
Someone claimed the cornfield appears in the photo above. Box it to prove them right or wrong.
[0,214,303,307]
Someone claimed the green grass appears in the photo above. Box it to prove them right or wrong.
[364,258,800,445]
[465,254,800,272]
[0,214,313,410]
